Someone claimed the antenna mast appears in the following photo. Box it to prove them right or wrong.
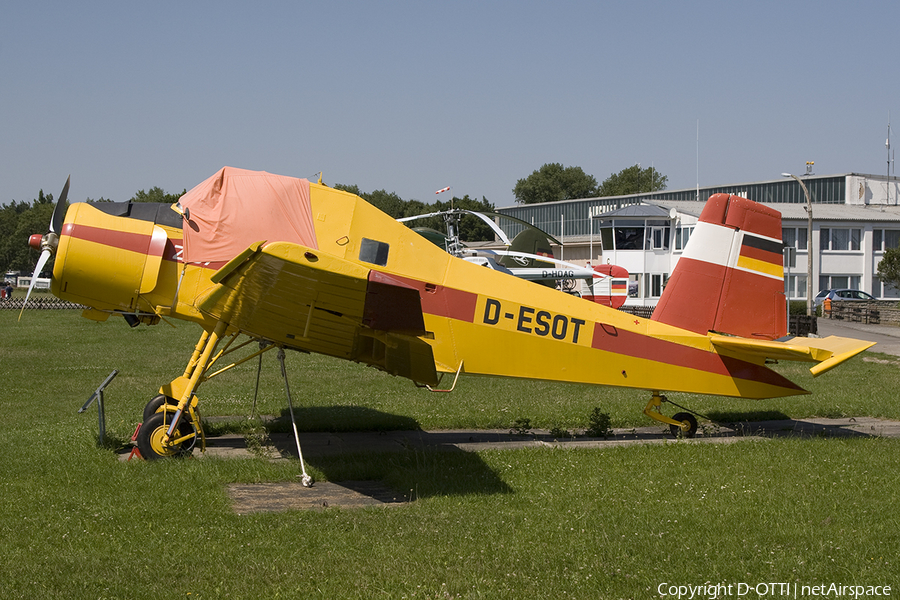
[696,119,700,201]
[886,112,893,204]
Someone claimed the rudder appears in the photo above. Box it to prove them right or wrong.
[652,194,786,340]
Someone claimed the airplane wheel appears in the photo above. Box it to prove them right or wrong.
[669,412,698,438]
[136,412,195,460]
[142,394,177,423]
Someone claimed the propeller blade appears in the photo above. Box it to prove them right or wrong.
[18,249,51,321]
[50,175,70,234]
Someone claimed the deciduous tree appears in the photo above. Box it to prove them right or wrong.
[598,164,667,196]
[512,163,598,204]
[130,187,186,203]
[876,247,900,293]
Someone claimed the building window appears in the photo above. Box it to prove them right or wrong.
[874,229,900,252]
[785,275,808,300]
[648,227,669,250]
[675,226,693,251]
[614,227,644,250]
[782,227,808,251]
[820,228,860,251]
[642,273,668,298]
[819,275,861,291]
[873,277,900,299]
[600,227,613,251]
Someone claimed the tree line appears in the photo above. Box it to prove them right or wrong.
[512,163,668,204]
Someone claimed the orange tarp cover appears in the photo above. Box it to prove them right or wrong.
[177,167,318,265]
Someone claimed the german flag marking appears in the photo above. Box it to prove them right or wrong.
[736,233,783,279]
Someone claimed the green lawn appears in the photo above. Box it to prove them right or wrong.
[1,311,897,598]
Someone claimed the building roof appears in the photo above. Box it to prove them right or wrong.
[597,203,671,219]
[647,200,900,223]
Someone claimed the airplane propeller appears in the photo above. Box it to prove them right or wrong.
[20,175,70,320]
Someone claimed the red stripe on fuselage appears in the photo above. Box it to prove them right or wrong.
[590,322,804,391]
[62,223,184,262]
[382,273,478,322]
[63,223,160,255]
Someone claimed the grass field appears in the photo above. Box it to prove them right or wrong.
[1,310,898,598]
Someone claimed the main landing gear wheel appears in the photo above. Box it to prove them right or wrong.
[670,412,698,439]
[142,394,177,423]
[136,412,196,460]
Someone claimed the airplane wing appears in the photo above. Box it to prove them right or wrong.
[709,334,875,377]
[192,241,440,386]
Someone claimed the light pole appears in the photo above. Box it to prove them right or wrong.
[782,169,814,316]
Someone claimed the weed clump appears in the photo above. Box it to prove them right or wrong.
[548,426,572,439]
[510,417,532,436]
[584,407,612,438]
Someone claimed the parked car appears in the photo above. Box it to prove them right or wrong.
[814,288,876,306]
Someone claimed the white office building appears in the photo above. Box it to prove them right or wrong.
[495,173,900,307]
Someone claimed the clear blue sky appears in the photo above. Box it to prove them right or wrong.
[2,1,898,209]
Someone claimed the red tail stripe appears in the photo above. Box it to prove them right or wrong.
[591,323,804,391]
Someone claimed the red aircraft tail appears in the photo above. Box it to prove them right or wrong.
[652,194,787,340]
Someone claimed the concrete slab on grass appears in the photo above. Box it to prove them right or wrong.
[227,480,407,514]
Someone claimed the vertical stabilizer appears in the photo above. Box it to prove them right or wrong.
[652,194,786,339]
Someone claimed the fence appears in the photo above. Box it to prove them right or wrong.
[825,300,900,326]
[0,297,83,311]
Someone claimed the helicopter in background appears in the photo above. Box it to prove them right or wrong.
[398,207,628,308]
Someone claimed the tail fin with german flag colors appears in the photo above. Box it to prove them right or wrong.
[652,194,787,340]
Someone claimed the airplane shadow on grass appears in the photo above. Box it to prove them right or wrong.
[698,410,887,439]
[261,405,514,499]
[208,405,896,510]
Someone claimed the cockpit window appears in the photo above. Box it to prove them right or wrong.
[359,238,389,266]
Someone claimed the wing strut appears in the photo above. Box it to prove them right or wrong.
[277,348,314,487]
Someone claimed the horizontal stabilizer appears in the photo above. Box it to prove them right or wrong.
[710,334,875,376]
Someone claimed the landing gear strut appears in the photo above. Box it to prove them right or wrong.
[134,323,315,484]
[643,392,699,438]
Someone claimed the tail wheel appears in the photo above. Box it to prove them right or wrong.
[137,412,195,460]
[142,394,177,423]
[669,412,698,438]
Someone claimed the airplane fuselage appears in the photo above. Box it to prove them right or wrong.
[54,184,805,400]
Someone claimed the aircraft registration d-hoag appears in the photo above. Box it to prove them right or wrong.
[27,167,874,466]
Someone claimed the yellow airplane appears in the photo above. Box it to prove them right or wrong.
[27,167,874,468]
